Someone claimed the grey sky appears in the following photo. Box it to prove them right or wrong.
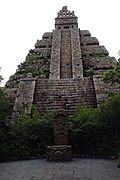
[0,0,120,86]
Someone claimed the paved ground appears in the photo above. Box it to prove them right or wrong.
[0,158,120,180]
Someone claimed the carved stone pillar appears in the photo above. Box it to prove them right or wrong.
[47,110,72,161]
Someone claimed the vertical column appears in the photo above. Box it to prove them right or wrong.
[54,110,69,145]
[50,30,61,80]
[47,110,72,161]
[71,28,83,78]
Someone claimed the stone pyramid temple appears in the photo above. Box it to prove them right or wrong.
[6,6,119,122]
[6,6,120,160]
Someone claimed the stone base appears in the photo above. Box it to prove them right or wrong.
[46,145,72,161]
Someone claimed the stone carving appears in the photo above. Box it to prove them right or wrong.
[54,110,69,145]
[47,110,72,161]
[57,6,75,18]
[47,145,72,161]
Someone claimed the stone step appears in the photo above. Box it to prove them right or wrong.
[35,87,95,90]
[33,77,97,115]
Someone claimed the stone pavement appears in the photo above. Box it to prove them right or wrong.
[0,158,120,180]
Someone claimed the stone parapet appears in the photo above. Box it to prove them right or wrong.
[11,74,36,123]
[55,6,78,30]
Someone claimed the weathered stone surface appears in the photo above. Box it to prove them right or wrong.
[81,45,109,56]
[80,30,91,36]
[47,145,72,161]
[5,6,119,124]
[60,29,72,78]
[55,6,78,30]
[1,158,119,179]
[47,110,72,161]
[50,29,61,79]
[71,27,83,78]
[54,110,69,145]
[11,74,36,122]
[81,36,99,46]
[34,77,97,115]
[93,75,120,105]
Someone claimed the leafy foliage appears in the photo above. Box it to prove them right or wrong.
[13,106,54,157]
[0,67,3,83]
[0,106,54,161]
[103,59,120,84]
[26,55,41,61]
[43,68,50,78]
[69,93,120,156]
[0,87,120,160]
[0,88,12,160]
[24,65,41,77]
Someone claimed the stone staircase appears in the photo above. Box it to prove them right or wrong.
[33,77,97,115]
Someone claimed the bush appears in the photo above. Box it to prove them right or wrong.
[0,88,12,160]
[12,107,54,158]
[26,55,41,61]
[24,65,41,77]
[0,98,54,161]
[69,93,120,156]
[69,104,100,155]
[103,59,120,84]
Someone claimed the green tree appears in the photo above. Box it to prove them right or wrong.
[12,107,54,158]
[103,52,120,84]
[0,67,3,83]
[0,88,12,160]
[69,95,120,156]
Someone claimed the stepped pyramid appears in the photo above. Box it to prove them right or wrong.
[6,6,119,121]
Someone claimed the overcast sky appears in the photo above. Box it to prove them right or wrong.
[0,0,120,86]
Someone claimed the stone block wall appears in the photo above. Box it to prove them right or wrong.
[11,74,36,122]
[93,75,120,105]
[5,32,53,105]
[81,36,99,46]
[81,45,109,56]
[80,30,116,77]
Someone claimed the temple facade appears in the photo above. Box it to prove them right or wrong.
[6,6,119,122]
